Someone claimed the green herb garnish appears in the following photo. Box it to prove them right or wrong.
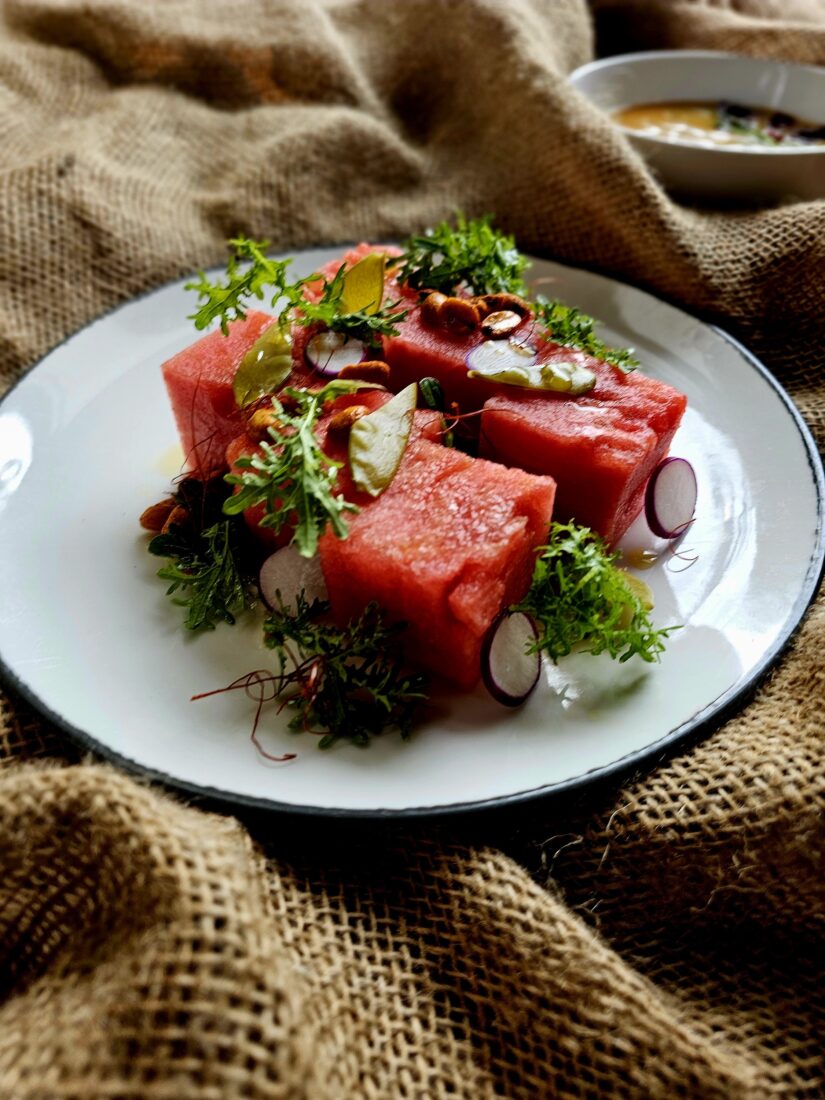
[186,237,407,347]
[223,379,376,558]
[533,296,638,373]
[263,592,429,747]
[294,261,408,348]
[715,104,778,145]
[515,522,675,663]
[395,214,528,297]
[150,518,255,631]
[185,237,308,335]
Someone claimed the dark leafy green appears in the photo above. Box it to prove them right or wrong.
[263,593,429,747]
[395,214,528,296]
[148,483,257,630]
[185,237,306,335]
[295,262,407,348]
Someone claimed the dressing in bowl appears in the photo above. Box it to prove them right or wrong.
[570,51,825,202]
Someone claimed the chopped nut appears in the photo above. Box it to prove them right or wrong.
[439,296,480,332]
[338,360,391,385]
[276,391,299,413]
[139,498,177,532]
[481,309,523,338]
[421,291,448,326]
[328,405,370,435]
[246,407,282,443]
[161,505,190,534]
[476,292,530,317]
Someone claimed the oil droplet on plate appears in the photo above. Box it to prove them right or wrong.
[157,444,185,478]
[623,547,659,570]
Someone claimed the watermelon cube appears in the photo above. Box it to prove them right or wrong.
[319,441,556,689]
[384,300,686,544]
[480,356,687,543]
[161,310,276,477]
[162,245,409,477]
[225,392,444,552]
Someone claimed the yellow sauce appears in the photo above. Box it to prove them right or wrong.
[614,101,825,147]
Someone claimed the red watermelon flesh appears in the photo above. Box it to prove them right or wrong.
[319,441,556,689]
[162,310,276,477]
[480,358,686,543]
[383,305,531,414]
[225,393,443,552]
[383,303,686,544]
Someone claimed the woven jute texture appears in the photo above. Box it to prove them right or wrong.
[1,1,823,1096]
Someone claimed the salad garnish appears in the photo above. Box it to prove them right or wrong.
[263,593,429,748]
[348,383,417,497]
[232,324,294,408]
[395,213,528,297]
[147,477,257,631]
[186,238,407,347]
[223,379,379,558]
[515,521,676,663]
[532,296,639,373]
[186,237,303,335]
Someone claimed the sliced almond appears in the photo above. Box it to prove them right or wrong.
[328,404,370,436]
[338,360,391,385]
[481,310,522,338]
[139,498,177,532]
[161,504,190,534]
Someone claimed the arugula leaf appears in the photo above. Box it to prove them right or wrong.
[186,237,407,347]
[185,237,307,335]
[223,379,375,557]
[395,213,528,296]
[515,522,675,663]
[151,518,255,631]
[533,296,639,373]
[263,593,429,746]
[532,297,642,374]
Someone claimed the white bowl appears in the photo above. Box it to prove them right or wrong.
[569,50,825,202]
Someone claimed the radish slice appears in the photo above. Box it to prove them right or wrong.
[645,457,697,539]
[480,611,541,707]
[466,339,537,378]
[259,544,328,613]
[305,331,368,378]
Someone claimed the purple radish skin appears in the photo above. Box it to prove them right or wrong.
[645,457,697,540]
[481,610,541,707]
[305,331,368,378]
[258,544,328,613]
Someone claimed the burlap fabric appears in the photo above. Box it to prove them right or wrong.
[1,1,823,1095]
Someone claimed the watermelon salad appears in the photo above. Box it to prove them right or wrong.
[141,217,695,751]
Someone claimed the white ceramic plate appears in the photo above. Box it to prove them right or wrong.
[0,250,822,817]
